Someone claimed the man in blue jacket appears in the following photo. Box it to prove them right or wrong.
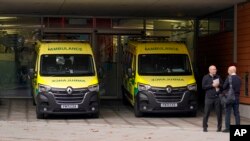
[222,66,241,133]
[202,65,223,132]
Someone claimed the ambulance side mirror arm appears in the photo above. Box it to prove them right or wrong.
[127,68,133,78]
[98,67,104,79]
[29,68,36,79]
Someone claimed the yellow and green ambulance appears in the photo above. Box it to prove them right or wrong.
[122,40,197,117]
[30,40,99,119]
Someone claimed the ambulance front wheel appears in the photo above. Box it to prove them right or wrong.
[134,99,143,117]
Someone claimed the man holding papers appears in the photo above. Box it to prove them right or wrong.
[202,65,223,132]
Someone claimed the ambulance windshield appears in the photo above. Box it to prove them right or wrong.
[138,54,192,76]
[40,54,95,76]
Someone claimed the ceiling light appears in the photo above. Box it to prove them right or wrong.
[0,17,17,20]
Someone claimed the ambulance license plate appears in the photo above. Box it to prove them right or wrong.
[61,105,78,109]
[161,103,178,108]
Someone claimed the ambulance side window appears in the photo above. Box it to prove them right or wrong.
[124,51,133,75]
[128,52,133,69]
[122,52,128,74]
[34,53,38,72]
[132,55,136,73]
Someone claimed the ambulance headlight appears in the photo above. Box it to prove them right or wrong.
[138,83,151,91]
[187,83,197,91]
[39,84,51,93]
[88,84,99,92]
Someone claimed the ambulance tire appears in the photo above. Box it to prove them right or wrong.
[30,86,36,106]
[36,105,45,119]
[31,90,36,106]
[134,99,143,117]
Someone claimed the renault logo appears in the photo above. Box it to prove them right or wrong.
[66,87,73,95]
[166,86,172,93]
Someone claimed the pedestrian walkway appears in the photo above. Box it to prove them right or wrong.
[0,99,250,141]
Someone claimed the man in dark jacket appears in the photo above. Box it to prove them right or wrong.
[222,66,241,133]
[202,65,223,132]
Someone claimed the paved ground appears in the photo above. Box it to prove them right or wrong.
[0,99,250,141]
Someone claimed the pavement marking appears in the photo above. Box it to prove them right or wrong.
[100,113,113,125]
[181,118,202,127]
[0,98,250,130]
[7,99,11,120]
[111,108,134,126]
[161,118,182,128]
[139,118,158,127]
[25,99,29,122]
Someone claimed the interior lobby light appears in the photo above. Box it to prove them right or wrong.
[0,17,17,20]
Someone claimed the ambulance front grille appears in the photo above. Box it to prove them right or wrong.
[149,86,187,103]
[50,87,88,104]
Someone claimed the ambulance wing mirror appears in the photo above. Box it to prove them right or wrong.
[29,68,36,79]
[127,68,133,78]
[98,67,104,79]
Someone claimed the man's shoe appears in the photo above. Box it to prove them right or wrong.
[217,129,221,132]
[203,128,208,132]
[222,129,230,133]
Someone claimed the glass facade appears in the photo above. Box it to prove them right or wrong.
[0,16,196,98]
[198,8,234,36]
